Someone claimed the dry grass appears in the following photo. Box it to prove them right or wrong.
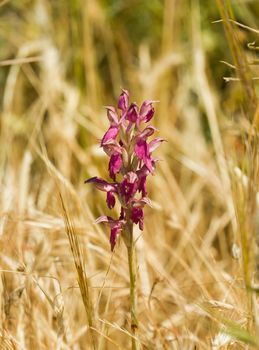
[0,0,259,349]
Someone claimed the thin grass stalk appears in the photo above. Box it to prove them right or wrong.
[215,0,257,120]
[191,0,236,236]
[59,193,96,349]
[213,1,258,332]
[231,136,259,335]
[247,134,259,334]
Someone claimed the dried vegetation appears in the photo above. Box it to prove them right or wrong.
[0,0,259,349]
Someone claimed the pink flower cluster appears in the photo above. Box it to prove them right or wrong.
[85,90,163,251]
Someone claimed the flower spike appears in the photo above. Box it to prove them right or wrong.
[85,90,163,251]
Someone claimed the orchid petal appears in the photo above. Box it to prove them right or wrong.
[149,138,165,153]
[132,197,152,208]
[130,207,144,230]
[120,172,139,204]
[110,225,122,251]
[139,100,155,123]
[104,106,119,126]
[95,215,111,224]
[134,139,153,172]
[138,175,147,196]
[118,89,129,111]
[85,177,117,193]
[101,126,119,146]
[106,191,116,209]
[109,153,123,180]
[126,103,139,123]
[137,126,157,139]
[102,140,122,157]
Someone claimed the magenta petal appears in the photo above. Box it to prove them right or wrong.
[85,177,117,192]
[134,139,153,172]
[120,172,138,203]
[144,157,153,172]
[119,207,125,220]
[131,196,152,209]
[130,207,144,230]
[118,89,129,111]
[105,106,119,126]
[136,197,152,207]
[131,207,143,223]
[110,225,121,251]
[136,164,151,178]
[95,215,119,228]
[101,126,119,146]
[140,100,155,123]
[126,103,139,123]
[106,191,116,209]
[95,215,111,224]
[137,158,159,177]
[137,126,157,140]
[149,138,165,153]
[138,175,147,196]
[102,140,122,157]
[95,216,122,250]
[135,139,148,159]
[109,153,123,180]
[126,171,138,184]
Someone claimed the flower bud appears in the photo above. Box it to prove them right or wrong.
[126,103,139,123]
[118,89,129,111]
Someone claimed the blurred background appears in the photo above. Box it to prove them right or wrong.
[0,0,259,349]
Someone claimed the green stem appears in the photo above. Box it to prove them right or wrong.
[125,224,139,350]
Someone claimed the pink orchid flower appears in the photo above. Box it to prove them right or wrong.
[85,90,163,251]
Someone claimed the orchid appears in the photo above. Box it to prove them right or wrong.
[85,90,163,252]
[85,90,163,349]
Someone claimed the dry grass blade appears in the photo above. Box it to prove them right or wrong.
[0,0,9,7]
[59,192,96,349]
[0,56,43,66]
[202,303,259,349]
[215,0,257,119]
[1,0,259,348]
